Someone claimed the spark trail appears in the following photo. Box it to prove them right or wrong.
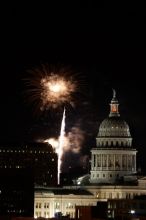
[58,107,66,185]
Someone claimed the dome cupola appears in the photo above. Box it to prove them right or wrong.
[109,89,120,117]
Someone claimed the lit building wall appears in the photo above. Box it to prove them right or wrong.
[34,189,97,218]
[68,178,146,198]
[34,178,146,218]
[108,197,146,219]
[90,148,137,183]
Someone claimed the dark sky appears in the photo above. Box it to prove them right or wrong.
[0,5,146,170]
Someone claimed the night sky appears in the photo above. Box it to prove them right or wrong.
[0,5,146,172]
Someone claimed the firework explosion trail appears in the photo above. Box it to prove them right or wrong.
[58,107,66,185]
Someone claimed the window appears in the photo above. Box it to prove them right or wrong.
[44,203,49,208]
[44,212,49,218]
[108,202,111,208]
[116,193,119,199]
[109,193,112,199]
[35,212,38,218]
[55,202,60,209]
[66,203,74,209]
[140,202,145,209]
[96,193,99,198]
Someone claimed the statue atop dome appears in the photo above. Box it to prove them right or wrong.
[112,88,116,98]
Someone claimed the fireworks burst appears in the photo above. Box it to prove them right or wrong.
[24,64,78,112]
[41,74,76,109]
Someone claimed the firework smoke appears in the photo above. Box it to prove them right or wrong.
[45,126,85,155]
[45,123,86,177]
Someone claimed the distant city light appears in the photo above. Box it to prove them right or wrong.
[130,210,135,214]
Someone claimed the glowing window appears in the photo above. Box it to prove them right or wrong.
[112,105,117,112]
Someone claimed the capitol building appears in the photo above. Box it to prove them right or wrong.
[34,91,146,219]
[90,89,137,184]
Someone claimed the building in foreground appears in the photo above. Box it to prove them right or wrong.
[0,142,57,217]
[34,187,97,219]
[34,177,146,218]
[75,202,107,220]
[0,168,34,217]
[108,195,146,219]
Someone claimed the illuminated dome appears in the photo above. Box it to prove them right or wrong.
[98,117,131,138]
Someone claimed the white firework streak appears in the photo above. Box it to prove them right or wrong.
[58,107,66,185]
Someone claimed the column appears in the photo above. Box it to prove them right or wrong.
[96,154,98,170]
[91,153,94,171]
[113,154,115,170]
[107,154,109,170]
[101,154,103,170]
[126,154,128,171]
[134,155,136,172]
[50,200,54,218]
[120,154,122,171]
[130,155,132,171]
[99,154,101,170]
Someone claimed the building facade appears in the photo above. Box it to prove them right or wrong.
[34,178,146,218]
[0,142,57,186]
[108,196,146,219]
[34,187,97,218]
[0,168,34,217]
